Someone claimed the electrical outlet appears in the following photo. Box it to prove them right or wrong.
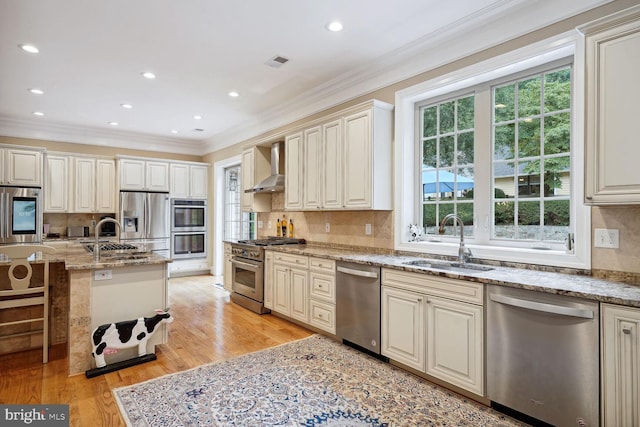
[91,219,96,227]
[594,228,619,248]
[258,221,264,229]
[267,221,272,229]
[94,270,112,281]
[325,223,330,233]
[365,224,372,235]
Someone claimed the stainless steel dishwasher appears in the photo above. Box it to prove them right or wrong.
[487,285,599,427]
[336,262,381,355]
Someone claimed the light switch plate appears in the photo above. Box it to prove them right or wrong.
[94,270,112,281]
[594,228,619,248]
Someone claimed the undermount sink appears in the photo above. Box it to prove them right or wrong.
[403,259,494,273]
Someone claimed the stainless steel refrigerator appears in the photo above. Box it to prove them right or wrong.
[119,191,170,257]
[0,186,42,245]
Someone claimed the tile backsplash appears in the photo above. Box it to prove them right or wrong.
[43,213,115,238]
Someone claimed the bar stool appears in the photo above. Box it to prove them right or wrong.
[0,245,56,363]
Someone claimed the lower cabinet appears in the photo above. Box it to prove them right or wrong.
[271,253,309,323]
[308,258,336,334]
[381,268,484,396]
[224,243,233,292]
[601,303,640,426]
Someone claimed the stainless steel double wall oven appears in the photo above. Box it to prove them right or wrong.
[171,199,207,259]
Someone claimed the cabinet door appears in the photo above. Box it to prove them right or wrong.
[95,159,116,213]
[74,157,96,212]
[343,109,372,209]
[170,163,189,198]
[119,159,146,190]
[285,132,304,210]
[303,126,321,209]
[6,149,41,186]
[381,286,425,371]
[190,165,208,199]
[290,267,308,322]
[241,149,254,212]
[273,264,291,316]
[585,15,640,204]
[426,296,484,395]
[45,155,69,212]
[322,118,343,209]
[602,304,640,427]
[263,252,273,309]
[146,161,169,192]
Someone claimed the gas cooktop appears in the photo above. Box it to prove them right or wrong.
[236,237,306,246]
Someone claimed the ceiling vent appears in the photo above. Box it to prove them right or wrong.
[265,55,290,68]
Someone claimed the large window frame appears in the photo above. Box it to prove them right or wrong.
[394,32,590,269]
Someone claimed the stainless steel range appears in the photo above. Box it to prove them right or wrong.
[230,237,305,314]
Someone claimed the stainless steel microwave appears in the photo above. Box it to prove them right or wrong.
[171,199,206,232]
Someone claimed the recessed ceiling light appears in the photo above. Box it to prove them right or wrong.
[121,103,133,109]
[108,121,118,126]
[32,111,44,116]
[141,71,156,79]
[228,91,239,98]
[29,88,44,95]
[326,21,343,32]
[171,130,178,134]
[19,44,39,53]
[193,115,202,120]
[194,128,204,132]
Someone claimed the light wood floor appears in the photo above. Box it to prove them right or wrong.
[0,275,313,426]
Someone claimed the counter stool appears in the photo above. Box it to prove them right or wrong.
[0,245,56,363]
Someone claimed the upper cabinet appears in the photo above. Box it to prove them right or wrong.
[170,162,209,199]
[44,154,69,212]
[0,146,43,186]
[582,6,640,204]
[241,146,273,212]
[118,157,169,192]
[284,99,393,211]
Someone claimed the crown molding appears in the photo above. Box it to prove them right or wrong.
[0,116,205,156]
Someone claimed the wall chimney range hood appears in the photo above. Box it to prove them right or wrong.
[245,141,285,193]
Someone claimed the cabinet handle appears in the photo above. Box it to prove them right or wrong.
[622,326,633,335]
[318,284,323,289]
[417,297,423,302]
[318,313,323,318]
[586,195,593,200]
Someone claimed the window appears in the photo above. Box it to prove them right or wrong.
[223,166,255,240]
[396,35,589,268]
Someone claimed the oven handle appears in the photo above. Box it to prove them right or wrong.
[489,293,594,319]
[231,258,262,272]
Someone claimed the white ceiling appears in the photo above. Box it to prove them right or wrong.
[0,0,610,156]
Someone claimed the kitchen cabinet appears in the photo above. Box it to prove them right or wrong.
[44,154,69,212]
[0,146,43,186]
[241,147,272,212]
[74,157,116,213]
[284,132,304,210]
[119,157,169,192]
[308,257,336,334]
[170,162,209,199]
[283,99,392,211]
[381,268,484,395]
[582,6,640,204]
[601,303,640,426]
[264,251,273,308]
[271,252,309,322]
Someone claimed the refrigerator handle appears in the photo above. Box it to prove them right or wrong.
[0,192,4,239]
[145,195,150,237]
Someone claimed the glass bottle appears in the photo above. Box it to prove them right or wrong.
[289,219,294,238]
[276,218,281,237]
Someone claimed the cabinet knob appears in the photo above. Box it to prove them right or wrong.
[318,284,323,288]
[586,195,593,200]
[417,297,423,302]
[622,326,632,335]
[318,313,323,318]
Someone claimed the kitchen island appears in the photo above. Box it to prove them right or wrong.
[1,242,172,375]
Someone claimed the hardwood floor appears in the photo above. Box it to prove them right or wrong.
[0,275,313,426]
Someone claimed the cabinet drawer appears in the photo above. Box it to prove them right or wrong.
[310,271,336,303]
[309,299,336,334]
[381,268,483,305]
[272,253,309,268]
[310,257,336,273]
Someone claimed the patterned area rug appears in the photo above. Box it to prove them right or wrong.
[114,335,527,426]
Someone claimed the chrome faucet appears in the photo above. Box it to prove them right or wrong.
[94,217,122,260]
[439,213,472,263]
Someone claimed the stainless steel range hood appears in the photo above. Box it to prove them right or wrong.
[245,141,285,193]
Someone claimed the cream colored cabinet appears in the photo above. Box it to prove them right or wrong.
[271,253,309,322]
[264,251,273,308]
[1,147,43,186]
[119,157,169,192]
[241,147,272,212]
[322,119,343,209]
[170,162,208,199]
[44,154,69,212]
[582,7,640,204]
[73,157,116,213]
[308,257,336,334]
[381,268,484,395]
[303,126,322,209]
[284,132,304,210]
[601,303,640,426]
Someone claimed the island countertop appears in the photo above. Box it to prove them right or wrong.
[265,244,640,308]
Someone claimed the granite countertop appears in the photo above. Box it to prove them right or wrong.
[0,242,171,270]
[265,244,640,308]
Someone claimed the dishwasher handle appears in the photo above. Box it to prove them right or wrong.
[489,293,594,319]
[337,266,379,279]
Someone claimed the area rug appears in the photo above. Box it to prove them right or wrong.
[114,335,526,426]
